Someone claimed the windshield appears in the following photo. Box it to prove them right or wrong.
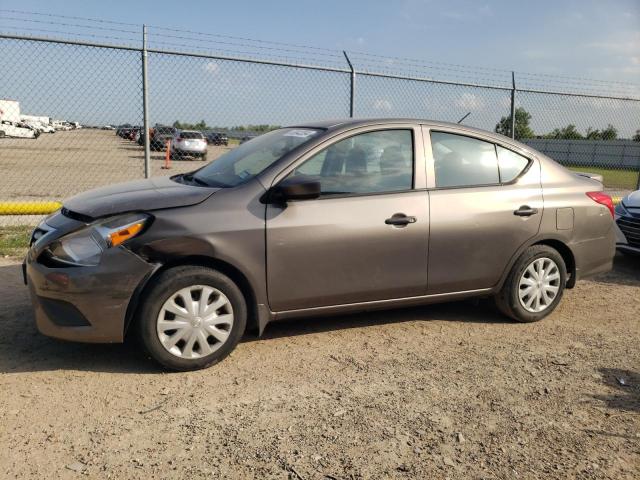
[193,128,322,187]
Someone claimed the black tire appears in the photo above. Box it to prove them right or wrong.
[201,154,207,161]
[495,245,567,323]
[136,266,247,371]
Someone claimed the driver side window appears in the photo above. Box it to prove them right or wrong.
[287,129,414,195]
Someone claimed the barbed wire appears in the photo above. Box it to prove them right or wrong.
[0,25,141,44]
[0,9,140,26]
[146,39,349,68]
[1,10,638,97]
[147,31,344,58]
[0,16,140,34]
[147,24,340,54]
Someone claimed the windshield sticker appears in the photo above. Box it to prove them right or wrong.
[283,129,315,138]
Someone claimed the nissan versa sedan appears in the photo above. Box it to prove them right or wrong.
[24,119,616,371]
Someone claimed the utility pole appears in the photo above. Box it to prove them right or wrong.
[510,71,516,139]
[142,25,151,178]
[343,51,356,118]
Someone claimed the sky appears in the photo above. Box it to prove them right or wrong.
[0,0,639,135]
[3,0,638,83]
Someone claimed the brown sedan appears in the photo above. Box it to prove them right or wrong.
[25,119,616,370]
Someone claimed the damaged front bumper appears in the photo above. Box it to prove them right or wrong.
[24,214,154,343]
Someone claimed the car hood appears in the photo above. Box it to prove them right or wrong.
[63,176,219,219]
[622,190,640,208]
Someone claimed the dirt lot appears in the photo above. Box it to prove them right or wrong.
[0,129,232,201]
[0,254,638,479]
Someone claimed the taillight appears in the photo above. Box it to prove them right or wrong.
[586,191,614,217]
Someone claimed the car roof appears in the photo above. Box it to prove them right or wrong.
[290,117,493,134]
[288,117,536,154]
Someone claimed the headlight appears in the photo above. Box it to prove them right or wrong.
[614,201,628,216]
[46,213,150,266]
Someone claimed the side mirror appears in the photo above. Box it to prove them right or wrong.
[269,176,321,203]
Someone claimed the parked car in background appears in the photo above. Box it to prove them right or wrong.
[116,124,132,137]
[23,121,55,134]
[204,131,229,146]
[615,190,640,255]
[150,126,177,150]
[0,120,39,138]
[171,130,207,160]
[127,127,140,141]
[24,118,616,371]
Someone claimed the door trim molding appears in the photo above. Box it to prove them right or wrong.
[271,287,493,321]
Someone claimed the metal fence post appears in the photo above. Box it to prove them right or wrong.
[142,25,151,178]
[343,51,355,118]
[510,71,516,139]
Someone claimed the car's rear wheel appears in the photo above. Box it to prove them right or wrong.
[495,245,567,322]
[136,266,247,371]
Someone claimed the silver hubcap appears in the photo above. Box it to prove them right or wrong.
[518,257,560,313]
[156,285,234,359]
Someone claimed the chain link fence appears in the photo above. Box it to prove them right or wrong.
[1,32,639,228]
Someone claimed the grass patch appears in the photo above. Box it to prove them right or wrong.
[0,226,31,257]
[565,165,638,191]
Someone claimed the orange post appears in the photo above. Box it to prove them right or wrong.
[161,139,171,169]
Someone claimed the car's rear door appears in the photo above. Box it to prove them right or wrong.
[265,125,430,312]
[423,126,543,294]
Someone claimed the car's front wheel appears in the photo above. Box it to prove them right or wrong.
[495,245,567,322]
[136,266,247,371]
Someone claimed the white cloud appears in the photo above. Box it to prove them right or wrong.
[356,37,365,46]
[203,62,220,74]
[441,4,493,21]
[373,99,393,111]
[456,93,484,110]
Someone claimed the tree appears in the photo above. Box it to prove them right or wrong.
[633,130,640,142]
[495,107,534,140]
[585,127,601,140]
[600,124,617,140]
[546,124,583,140]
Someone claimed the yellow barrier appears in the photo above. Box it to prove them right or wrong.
[0,201,62,215]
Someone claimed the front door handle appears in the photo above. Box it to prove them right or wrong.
[385,214,417,226]
[514,205,539,217]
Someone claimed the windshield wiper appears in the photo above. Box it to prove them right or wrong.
[180,173,213,187]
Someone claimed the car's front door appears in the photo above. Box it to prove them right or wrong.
[423,127,543,294]
[265,126,430,312]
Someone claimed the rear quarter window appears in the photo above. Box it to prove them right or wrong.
[497,146,530,182]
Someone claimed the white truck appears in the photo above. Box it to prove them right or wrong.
[0,99,21,123]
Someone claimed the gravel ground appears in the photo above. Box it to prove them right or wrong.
[0,254,639,479]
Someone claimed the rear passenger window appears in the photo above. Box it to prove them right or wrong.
[431,132,499,188]
[497,146,530,183]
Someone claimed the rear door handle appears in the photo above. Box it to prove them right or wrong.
[385,214,417,226]
[514,205,539,217]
